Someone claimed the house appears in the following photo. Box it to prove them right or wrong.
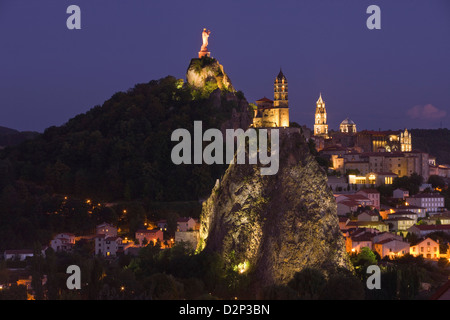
[341,194,374,207]
[157,220,168,231]
[421,212,450,225]
[337,200,359,216]
[406,193,445,213]
[338,216,350,230]
[345,228,379,253]
[177,217,198,232]
[96,222,117,237]
[419,183,433,192]
[386,211,418,224]
[385,216,415,232]
[95,235,123,257]
[327,176,349,191]
[3,249,34,261]
[394,205,426,218]
[393,188,409,199]
[372,232,403,244]
[50,233,76,252]
[407,224,450,237]
[357,211,379,222]
[357,189,380,210]
[373,238,410,259]
[135,229,164,247]
[345,220,389,232]
[410,237,440,259]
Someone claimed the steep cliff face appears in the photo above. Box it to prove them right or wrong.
[198,129,352,294]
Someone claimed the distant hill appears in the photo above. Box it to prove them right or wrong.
[411,128,450,165]
[0,126,39,148]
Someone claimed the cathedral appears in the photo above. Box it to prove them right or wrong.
[310,93,412,153]
[252,70,290,128]
[313,93,329,138]
[250,70,412,155]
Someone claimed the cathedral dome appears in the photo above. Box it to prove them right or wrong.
[340,118,355,125]
[340,118,357,134]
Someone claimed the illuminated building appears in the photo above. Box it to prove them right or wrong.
[410,237,440,259]
[356,129,412,153]
[405,193,445,213]
[339,118,357,134]
[252,69,290,128]
[314,93,328,138]
[373,238,410,259]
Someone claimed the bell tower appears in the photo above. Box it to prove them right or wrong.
[314,93,329,138]
[274,69,288,108]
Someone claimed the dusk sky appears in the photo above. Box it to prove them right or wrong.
[1,0,449,132]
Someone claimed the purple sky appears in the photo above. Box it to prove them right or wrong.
[1,0,449,132]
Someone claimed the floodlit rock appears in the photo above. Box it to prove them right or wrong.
[198,128,352,294]
[186,56,234,93]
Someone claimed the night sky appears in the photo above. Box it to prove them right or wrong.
[1,0,449,132]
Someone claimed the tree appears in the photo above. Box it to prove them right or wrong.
[351,247,378,280]
[392,173,424,195]
[428,175,446,189]
[319,272,365,300]
[145,273,184,300]
[288,267,327,299]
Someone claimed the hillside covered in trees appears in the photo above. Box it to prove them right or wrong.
[0,75,250,250]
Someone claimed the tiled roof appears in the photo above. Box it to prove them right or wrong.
[358,189,379,194]
[256,97,273,103]
[412,224,450,231]
[410,193,444,199]
[396,205,425,210]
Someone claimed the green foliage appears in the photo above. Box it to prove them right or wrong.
[350,247,379,283]
[190,57,217,74]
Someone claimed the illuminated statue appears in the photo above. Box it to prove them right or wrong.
[199,28,211,58]
[201,28,211,51]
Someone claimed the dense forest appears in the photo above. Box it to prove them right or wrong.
[0,76,248,250]
[0,76,243,202]
[0,126,38,148]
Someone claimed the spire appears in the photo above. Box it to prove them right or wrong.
[277,68,286,80]
[317,92,324,104]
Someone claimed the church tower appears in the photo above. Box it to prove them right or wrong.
[252,69,290,128]
[314,93,328,138]
[274,69,288,108]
